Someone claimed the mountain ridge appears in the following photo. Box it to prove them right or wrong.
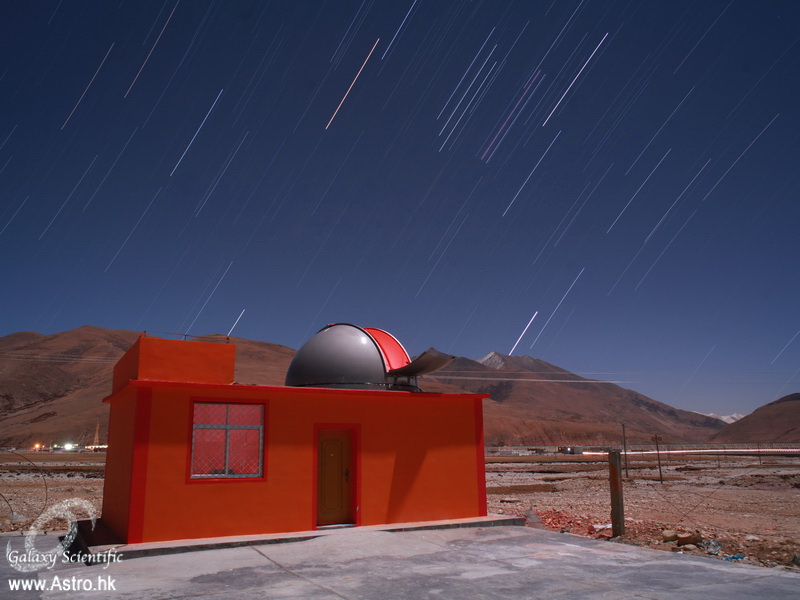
[709,393,800,443]
[2,326,779,448]
[426,350,725,445]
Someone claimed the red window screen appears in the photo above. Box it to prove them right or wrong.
[191,402,264,478]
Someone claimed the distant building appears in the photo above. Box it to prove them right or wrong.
[100,325,487,544]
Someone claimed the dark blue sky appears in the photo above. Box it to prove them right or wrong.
[2,1,798,418]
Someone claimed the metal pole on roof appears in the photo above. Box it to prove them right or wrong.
[227,309,245,336]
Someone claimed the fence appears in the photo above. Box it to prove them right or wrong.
[485,447,800,565]
[487,443,800,456]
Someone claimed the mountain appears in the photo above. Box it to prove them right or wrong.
[0,326,729,448]
[701,412,745,424]
[0,326,139,448]
[424,351,725,445]
[0,326,295,448]
[709,393,800,443]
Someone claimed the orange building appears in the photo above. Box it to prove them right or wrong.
[101,325,487,544]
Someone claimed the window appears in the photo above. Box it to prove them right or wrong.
[191,402,264,479]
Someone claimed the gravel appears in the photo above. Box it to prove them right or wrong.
[487,454,800,570]
[2,453,798,570]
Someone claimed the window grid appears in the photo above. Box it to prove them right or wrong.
[191,403,264,479]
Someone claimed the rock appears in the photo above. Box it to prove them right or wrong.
[676,531,702,546]
[682,544,698,551]
[677,531,703,546]
[744,534,761,542]
[662,529,678,542]
[499,497,519,503]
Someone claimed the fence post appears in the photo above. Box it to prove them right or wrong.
[622,423,629,478]
[609,450,625,537]
[652,434,664,483]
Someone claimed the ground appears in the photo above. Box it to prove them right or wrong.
[1,451,798,571]
[486,452,800,570]
[0,451,105,536]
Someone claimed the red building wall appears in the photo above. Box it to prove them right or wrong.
[102,337,486,544]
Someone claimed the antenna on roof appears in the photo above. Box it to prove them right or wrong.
[227,309,245,336]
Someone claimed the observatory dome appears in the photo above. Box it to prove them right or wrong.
[285,323,395,390]
[285,323,455,391]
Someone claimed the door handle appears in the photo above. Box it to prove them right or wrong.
[344,468,350,482]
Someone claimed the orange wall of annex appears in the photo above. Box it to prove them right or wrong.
[103,382,486,543]
[102,337,486,544]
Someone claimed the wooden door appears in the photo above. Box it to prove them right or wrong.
[317,429,354,525]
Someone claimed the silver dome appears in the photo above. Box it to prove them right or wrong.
[285,324,388,390]
[285,323,455,391]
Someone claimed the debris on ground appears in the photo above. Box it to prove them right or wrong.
[487,454,800,570]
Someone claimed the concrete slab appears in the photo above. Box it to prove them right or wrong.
[3,526,798,599]
[74,515,526,560]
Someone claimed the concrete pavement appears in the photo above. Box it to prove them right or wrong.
[4,524,799,599]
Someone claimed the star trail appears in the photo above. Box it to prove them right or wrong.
[1,1,798,418]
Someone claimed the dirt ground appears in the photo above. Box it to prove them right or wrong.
[487,452,800,570]
[0,451,105,536]
[1,451,799,571]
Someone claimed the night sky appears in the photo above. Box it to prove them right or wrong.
[2,1,798,418]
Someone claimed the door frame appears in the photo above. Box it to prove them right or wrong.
[312,423,360,529]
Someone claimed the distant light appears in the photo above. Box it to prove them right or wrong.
[64,443,74,451]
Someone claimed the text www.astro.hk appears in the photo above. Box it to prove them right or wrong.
[8,574,116,592]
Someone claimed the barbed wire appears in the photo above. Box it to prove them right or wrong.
[490,452,798,534]
[0,451,49,525]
